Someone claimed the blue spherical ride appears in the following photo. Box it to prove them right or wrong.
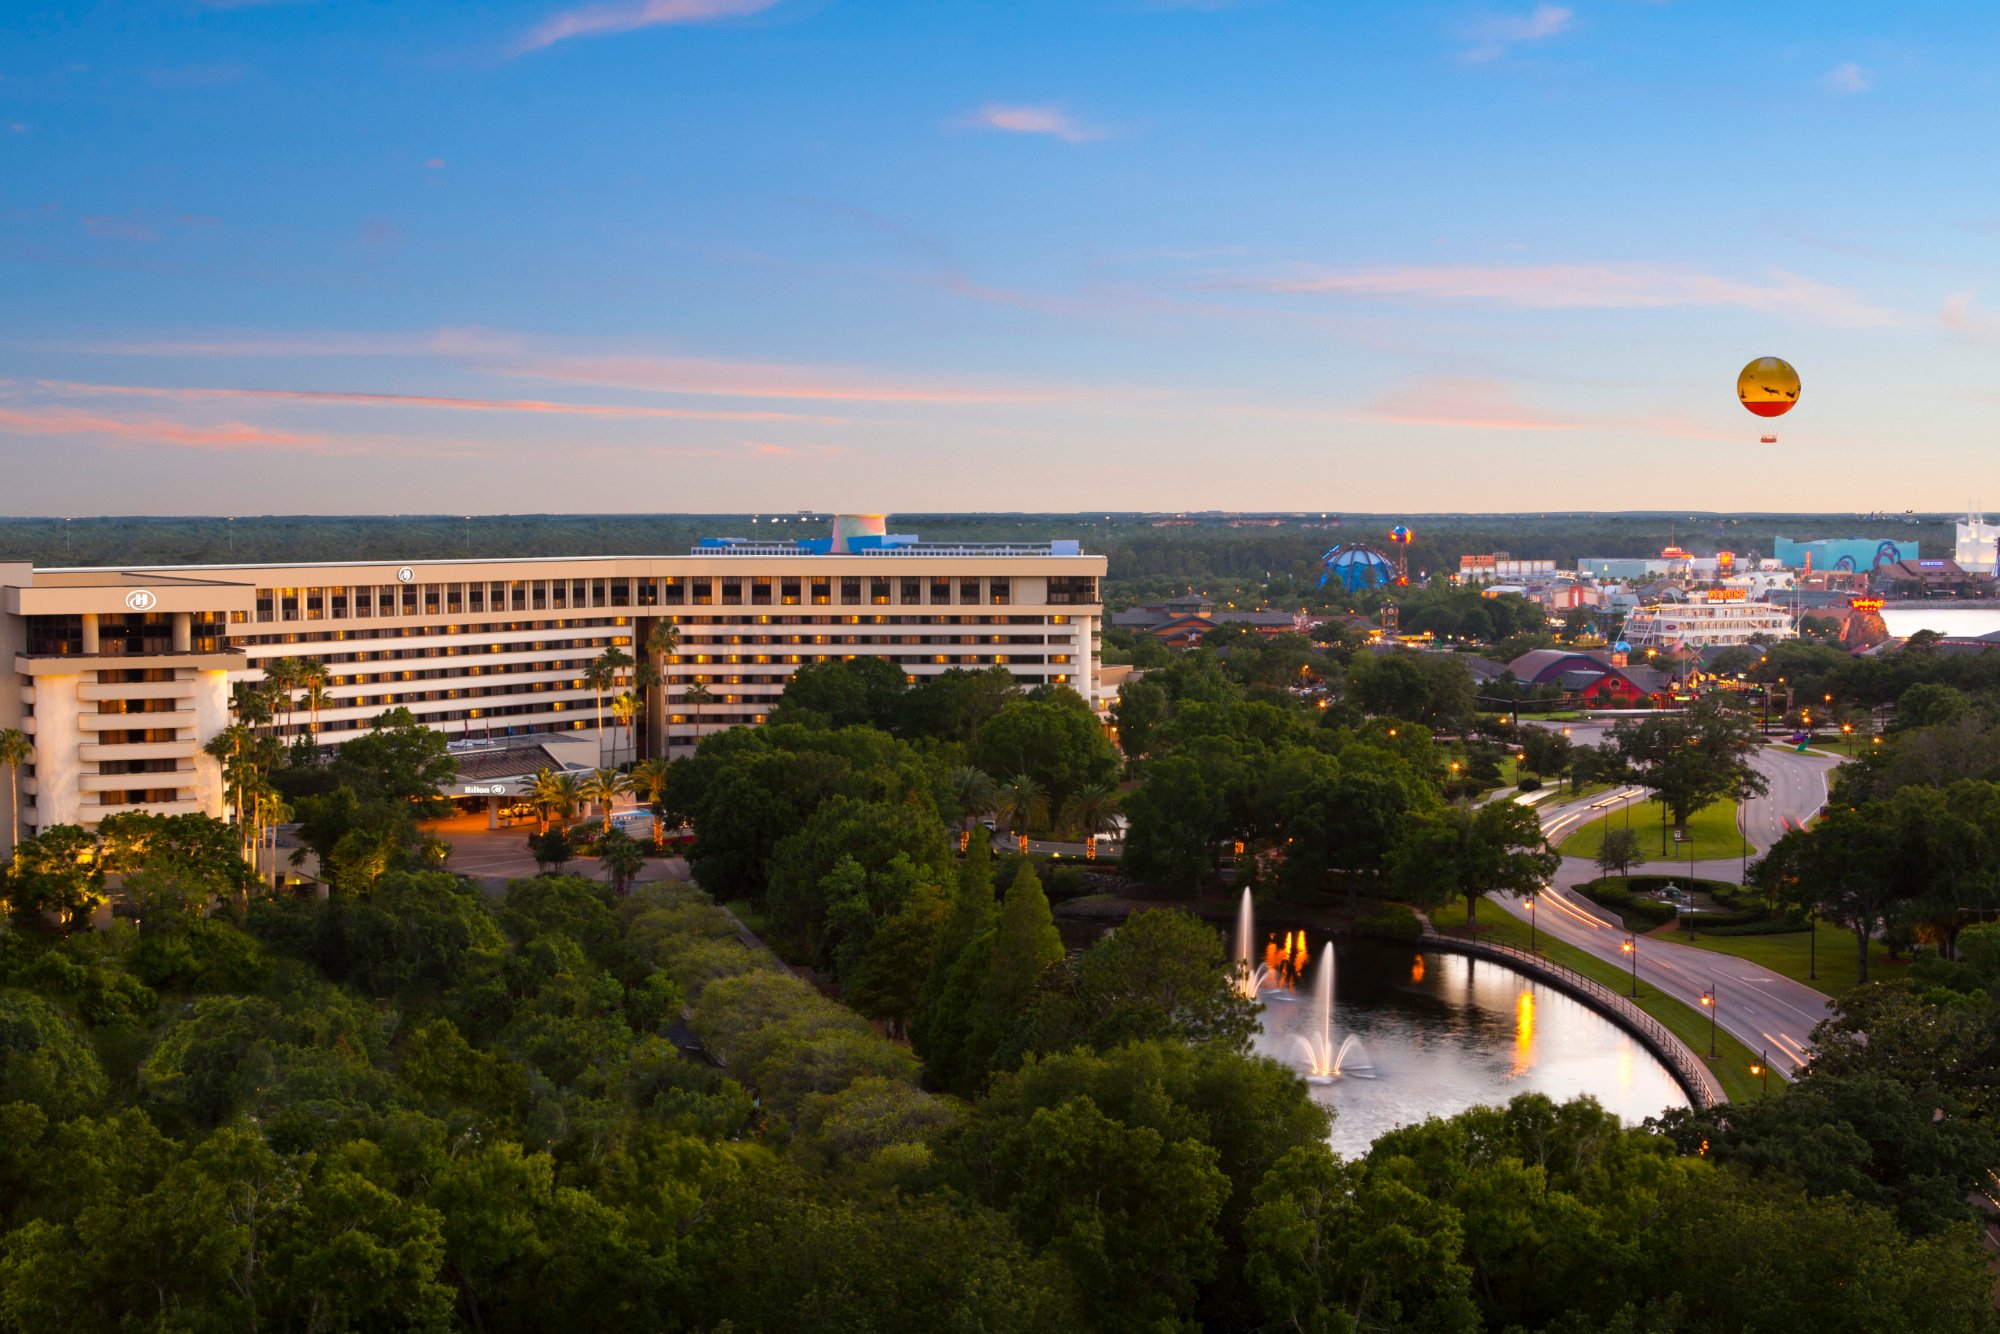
[1317,544,1398,593]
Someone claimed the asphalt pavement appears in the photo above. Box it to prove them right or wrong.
[1492,732,1846,1078]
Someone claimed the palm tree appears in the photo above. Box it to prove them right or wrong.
[995,773,1050,838]
[682,679,715,744]
[585,647,632,764]
[254,787,292,892]
[204,724,255,859]
[629,660,661,756]
[948,765,999,833]
[529,767,584,831]
[0,728,31,867]
[612,690,642,763]
[646,621,680,759]
[1059,782,1122,843]
[581,767,633,834]
[295,658,331,745]
[628,757,674,850]
[262,657,301,742]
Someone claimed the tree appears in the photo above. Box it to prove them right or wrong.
[994,773,1049,839]
[1389,801,1558,925]
[773,656,908,731]
[1110,677,1167,761]
[594,825,647,894]
[1594,825,1642,879]
[1015,907,1259,1058]
[295,657,331,745]
[529,767,584,831]
[528,825,574,874]
[0,728,31,866]
[1346,652,1476,730]
[971,693,1121,811]
[947,765,998,832]
[1058,782,1121,843]
[4,825,105,928]
[960,863,1065,1080]
[580,767,632,833]
[1121,755,1223,894]
[0,991,108,1118]
[1611,697,1767,841]
[585,646,633,762]
[845,873,951,1039]
[682,679,716,741]
[627,757,676,849]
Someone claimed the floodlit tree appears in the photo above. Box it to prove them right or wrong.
[1595,825,1642,879]
[1611,697,1768,844]
[1389,800,1558,925]
[580,767,632,833]
[0,727,31,866]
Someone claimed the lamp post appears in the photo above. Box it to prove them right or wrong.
[1622,934,1637,996]
[1750,1051,1769,1098]
[1700,986,1717,1058]
[1525,893,1537,953]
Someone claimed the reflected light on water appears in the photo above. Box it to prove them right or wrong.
[1409,955,1425,984]
[1513,991,1536,1074]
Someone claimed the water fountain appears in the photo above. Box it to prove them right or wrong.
[1291,943,1372,1082]
[1233,888,1278,1000]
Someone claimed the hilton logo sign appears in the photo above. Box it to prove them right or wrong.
[124,590,158,612]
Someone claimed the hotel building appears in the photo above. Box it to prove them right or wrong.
[0,519,1106,853]
[1617,595,1796,653]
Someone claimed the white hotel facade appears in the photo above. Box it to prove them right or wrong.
[0,523,1106,854]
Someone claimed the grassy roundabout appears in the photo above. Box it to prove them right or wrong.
[1558,796,1750,863]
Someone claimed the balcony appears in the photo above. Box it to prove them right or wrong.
[78,681,197,702]
[80,770,196,793]
[78,710,196,731]
[78,740,198,763]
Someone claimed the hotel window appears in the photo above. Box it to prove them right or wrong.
[424,585,442,616]
[302,588,323,621]
[721,579,743,606]
[870,577,891,606]
[328,587,349,618]
[610,579,630,605]
[751,576,773,606]
[805,577,827,605]
[662,577,686,605]
[254,590,275,623]
[280,589,300,622]
[592,579,607,608]
[1048,575,1098,605]
[509,581,528,611]
[401,585,419,615]
[636,579,656,607]
[467,584,484,613]
[550,581,567,609]
[989,578,1011,606]
[930,576,951,604]
[959,577,981,604]
[446,584,464,615]
[839,577,861,606]
[900,577,922,606]
[779,577,801,605]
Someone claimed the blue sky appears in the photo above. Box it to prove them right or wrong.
[3,0,1996,515]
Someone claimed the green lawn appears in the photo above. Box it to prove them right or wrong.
[1429,896,1774,1104]
[1665,919,1899,997]
[1558,797,1749,864]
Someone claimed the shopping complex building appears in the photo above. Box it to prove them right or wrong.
[0,517,1105,850]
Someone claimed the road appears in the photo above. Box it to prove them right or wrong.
[1495,724,1847,1078]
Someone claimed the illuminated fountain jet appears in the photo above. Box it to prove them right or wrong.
[1292,944,1372,1083]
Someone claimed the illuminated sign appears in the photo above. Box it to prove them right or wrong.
[1849,598,1885,612]
[1704,588,1747,602]
[123,589,157,611]
[1918,560,1947,568]
[1661,546,1693,560]
[461,784,508,796]
[397,567,416,583]
[1717,551,1736,570]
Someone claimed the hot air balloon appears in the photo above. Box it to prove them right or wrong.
[1737,357,1800,441]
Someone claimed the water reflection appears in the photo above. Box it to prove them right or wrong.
[1253,936,1688,1159]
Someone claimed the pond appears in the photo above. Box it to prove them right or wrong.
[1253,933,1689,1158]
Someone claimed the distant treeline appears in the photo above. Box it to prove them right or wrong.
[0,511,1953,587]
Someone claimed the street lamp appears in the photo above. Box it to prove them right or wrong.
[1750,1051,1769,1097]
[1700,986,1717,1058]
[1525,893,1537,952]
[1621,935,1637,996]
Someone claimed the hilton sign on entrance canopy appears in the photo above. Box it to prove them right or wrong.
[461,784,510,797]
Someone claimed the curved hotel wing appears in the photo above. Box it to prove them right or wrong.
[0,531,1105,852]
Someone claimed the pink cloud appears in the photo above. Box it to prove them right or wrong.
[965,103,1101,144]
[737,440,848,459]
[423,157,447,170]
[515,0,781,54]
[501,353,1072,404]
[1353,376,1591,433]
[0,405,329,452]
[74,327,528,359]
[1229,261,1902,327]
[32,379,846,424]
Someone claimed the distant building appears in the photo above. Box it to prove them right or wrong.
[1618,596,1796,651]
[1504,649,1672,707]
[1955,513,1999,575]
[1873,559,1995,600]
[1459,554,1557,581]
[1578,557,1671,581]
[1771,536,1915,572]
[1111,596,1322,647]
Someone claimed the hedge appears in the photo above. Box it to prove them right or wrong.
[1692,916,1811,937]
[1572,879,1678,931]
[1356,904,1424,941]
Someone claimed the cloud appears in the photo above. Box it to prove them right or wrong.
[29,379,844,423]
[1460,4,1572,63]
[75,327,528,359]
[6,123,24,135]
[424,157,446,169]
[1224,260,1902,326]
[964,103,1102,144]
[737,440,848,459]
[1823,61,1870,94]
[515,0,781,55]
[0,405,328,452]
[143,62,248,90]
[80,215,156,242]
[500,353,1074,404]
[1352,376,1592,433]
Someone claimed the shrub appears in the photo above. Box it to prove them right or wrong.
[1516,776,1542,792]
[1573,879,1678,931]
[1355,904,1423,941]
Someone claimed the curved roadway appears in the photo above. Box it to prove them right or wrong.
[1491,722,1845,1078]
